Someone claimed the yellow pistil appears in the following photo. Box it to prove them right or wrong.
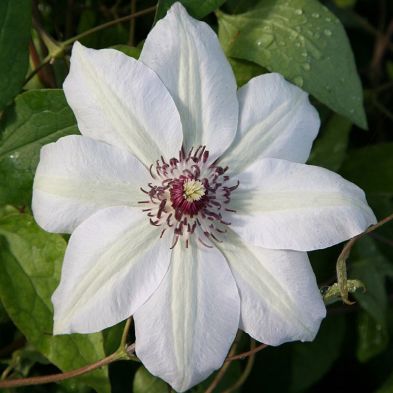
[183,179,205,202]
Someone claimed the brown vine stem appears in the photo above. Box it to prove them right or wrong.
[62,6,156,47]
[0,350,127,388]
[373,96,393,122]
[371,19,393,81]
[225,342,268,362]
[347,10,393,53]
[337,212,393,304]
[0,317,137,388]
[370,232,393,248]
[128,0,137,46]
[204,333,242,393]
[24,5,157,86]
[222,339,257,393]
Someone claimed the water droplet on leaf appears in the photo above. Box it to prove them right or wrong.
[293,76,304,87]
[308,46,322,60]
[324,29,332,36]
[9,152,20,160]
[256,34,274,47]
[289,31,297,41]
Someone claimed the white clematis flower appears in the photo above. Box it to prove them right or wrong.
[32,3,376,392]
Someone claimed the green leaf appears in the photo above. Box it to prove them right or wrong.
[0,300,9,324]
[229,58,266,87]
[133,366,167,393]
[58,379,96,393]
[351,238,391,362]
[377,371,393,393]
[0,213,110,393]
[352,258,388,324]
[357,311,389,363]
[351,237,392,324]
[225,0,259,14]
[111,45,141,59]
[333,0,357,8]
[308,114,352,171]
[364,194,393,262]
[341,143,393,195]
[0,90,78,206]
[0,0,31,110]
[217,0,367,128]
[103,322,125,356]
[155,0,226,22]
[290,315,346,392]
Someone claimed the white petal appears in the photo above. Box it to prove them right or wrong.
[63,42,183,167]
[52,206,172,334]
[231,158,376,251]
[220,73,320,174]
[140,3,238,160]
[216,230,326,345]
[32,135,149,234]
[134,241,240,392]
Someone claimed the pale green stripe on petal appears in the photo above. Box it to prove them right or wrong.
[32,135,149,234]
[134,241,239,392]
[140,3,238,161]
[34,176,140,207]
[52,206,172,334]
[220,73,319,174]
[231,158,376,251]
[64,42,183,167]
[216,229,326,346]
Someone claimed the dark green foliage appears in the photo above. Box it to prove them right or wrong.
[0,0,31,110]
[0,90,78,206]
[0,212,110,392]
[218,0,367,128]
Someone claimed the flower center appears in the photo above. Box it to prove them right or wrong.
[183,179,205,202]
[139,146,239,248]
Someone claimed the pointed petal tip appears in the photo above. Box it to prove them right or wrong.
[140,0,237,160]
[64,36,183,165]
[72,40,83,50]
[69,40,87,60]
[221,72,320,173]
[231,158,378,251]
[168,1,187,14]
[134,243,239,392]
